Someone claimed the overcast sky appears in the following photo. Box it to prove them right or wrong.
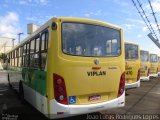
[0,0,160,55]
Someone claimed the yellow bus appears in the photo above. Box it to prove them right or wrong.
[140,50,150,81]
[5,17,125,119]
[125,42,140,89]
[149,53,158,77]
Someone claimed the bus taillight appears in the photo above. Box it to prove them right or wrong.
[118,72,125,97]
[137,69,141,81]
[53,74,68,105]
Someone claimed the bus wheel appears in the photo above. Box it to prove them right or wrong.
[19,81,25,104]
[7,74,12,89]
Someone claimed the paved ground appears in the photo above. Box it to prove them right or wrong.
[108,77,160,114]
[0,71,160,120]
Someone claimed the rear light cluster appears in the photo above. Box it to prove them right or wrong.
[137,69,141,81]
[53,74,68,105]
[118,72,125,97]
[147,68,150,76]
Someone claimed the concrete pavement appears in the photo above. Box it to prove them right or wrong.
[104,78,160,115]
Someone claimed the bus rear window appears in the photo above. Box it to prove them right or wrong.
[62,22,121,57]
[150,54,157,63]
[125,44,138,60]
[140,51,149,62]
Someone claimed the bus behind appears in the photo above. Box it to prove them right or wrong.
[125,42,140,89]
[149,54,158,78]
[140,50,150,81]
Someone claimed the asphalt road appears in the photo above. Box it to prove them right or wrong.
[0,71,160,120]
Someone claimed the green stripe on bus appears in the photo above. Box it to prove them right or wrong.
[22,68,47,96]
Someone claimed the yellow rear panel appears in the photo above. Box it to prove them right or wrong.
[125,60,140,83]
[57,57,124,104]
[140,62,150,77]
[150,63,158,74]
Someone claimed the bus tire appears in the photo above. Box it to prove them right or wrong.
[19,81,25,104]
[7,74,12,89]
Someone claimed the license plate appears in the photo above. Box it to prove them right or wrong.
[88,95,101,101]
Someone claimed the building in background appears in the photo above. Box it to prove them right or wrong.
[27,23,40,35]
[0,37,14,54]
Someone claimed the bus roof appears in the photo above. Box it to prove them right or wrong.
[150,53,158,56]
[56,17,122,30]
[125,41,139,47]
[140,49,149,53]
[6,17,123,53]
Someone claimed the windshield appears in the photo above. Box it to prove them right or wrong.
[125,44,138,60]
[62,22,121,57]
[140,51,149,62]
[150,54,157,63]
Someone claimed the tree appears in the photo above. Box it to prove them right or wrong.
[0,53,7,63]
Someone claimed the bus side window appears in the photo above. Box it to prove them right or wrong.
[18,47,22,67]
[13,50,15,67]
[22,44,26,67]
[11,52,13,66]
[8,53,10,66]
[30,39,35,68]
[7,53,10,68]
[40,31,48,70]
[34,36,40,68]
[24,43,29,67]
[15,49,18,67]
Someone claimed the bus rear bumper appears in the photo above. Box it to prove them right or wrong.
[140,76,150,81]
[149,74,158,78]
[49,92,125,119]
[125,80,140,89]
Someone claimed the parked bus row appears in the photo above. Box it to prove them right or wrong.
[2,17,159,119]
[125,42,160,89]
